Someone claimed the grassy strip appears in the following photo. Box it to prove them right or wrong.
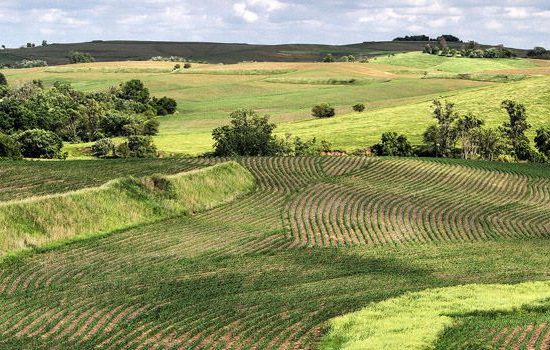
[422,72,529,82]
[175,69,297,75]
[0,162,254,256]
[263,77,376,85]
[319,281,550,350]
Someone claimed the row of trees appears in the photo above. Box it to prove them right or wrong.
[0,76,176,159]
[393,34,461,42]
[424,40,515,58]
[371,99,550,163]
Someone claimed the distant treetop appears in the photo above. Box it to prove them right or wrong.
[393,34,461,42]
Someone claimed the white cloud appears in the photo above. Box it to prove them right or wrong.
[233,2,259,23]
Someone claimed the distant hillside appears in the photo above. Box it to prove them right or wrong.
[0,40,528,66]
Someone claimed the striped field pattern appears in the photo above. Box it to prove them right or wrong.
[0,156,549,349]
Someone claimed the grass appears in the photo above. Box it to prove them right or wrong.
[433,301,550,349]
[0,162,254,256]
[0,156,548,349]
[318,281,550,350]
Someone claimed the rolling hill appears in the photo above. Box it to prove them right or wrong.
[0,40,529,66]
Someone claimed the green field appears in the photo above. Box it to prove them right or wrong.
[0,157,549,349]
[1,51,550,349]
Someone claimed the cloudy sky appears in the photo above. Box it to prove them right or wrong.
[1,0,549,49]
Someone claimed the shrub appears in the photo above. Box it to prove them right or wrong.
[212,109,278,156]
[323,54,335,63]
[0,73,7,86]
[16,129,64,159]
[353,103,365,112]
[173,64,181,70]
[151,96,177,116]
[100,114,134,137]
[312,104,336,118]
[68,50,95,64]
[125,135,157,158]
[184,63,192,69]
[0,132,21,159]
[91,138,115,158]
[372,132,413,157]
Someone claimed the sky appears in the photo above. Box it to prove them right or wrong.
[1,0,549,49]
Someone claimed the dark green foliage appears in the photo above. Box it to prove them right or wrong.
[423,100,459,157]
[500,100,532,161]
[534,127,550,158]
[142,117,160,136]
[122,135,157,158]
[312,103,336,118]
[0,73,6,86]
[212,109,278,156]
[0,132,21,159]
[91,138,115,158]
[173,64,181,70]
[184,63,192,69]
[323,54,335,63]
[352,103,365,112]
[117,79,150,104]
[151,96,177,116]
[67,50,95,64]
[527,46,548,58]
[393,35,431,41]
[474,128,506,161]
[100,113,135,137]
[275,134,332,156]
[456,114,484,159]
[372,132,413,156]
[15,129,64,159]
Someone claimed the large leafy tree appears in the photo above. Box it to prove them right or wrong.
[423,100,459,157]
[534,127,550,158]
[499,100,531,161]
[212,109,278,156]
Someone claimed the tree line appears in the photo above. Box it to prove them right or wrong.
[0,74,176,159]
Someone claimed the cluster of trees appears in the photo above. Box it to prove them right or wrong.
[323,54,368,63]
[393,34,461,42]
[211,109,331,157]
[527,47,549,59]
[0,77,176,159]
[68,51,95,64]
[0,59,48,69]
[371,99,550,163]
[424,40,515,58]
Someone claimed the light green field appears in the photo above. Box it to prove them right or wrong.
[5,54,550,156]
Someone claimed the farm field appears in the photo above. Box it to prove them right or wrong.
[0,156,549,349]
[3,53,550,156]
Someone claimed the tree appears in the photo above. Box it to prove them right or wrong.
[437,36,448,50]
[323,54,335,63]
[527,47,547,58]
[117,79,150,104]
[212,109,278,156]
[534,127,550,158]
[372,132,413,157]
[499,100,531,161]
[456,114,484,159]
[474,128,505,161]
[424,100,459,157]
[183,63,192,69]
[0,132,21,159]
[352,103,365,112]
[16,129,64,159]
[68,50,95,64]
[123,135,157,158]
[0,73,6,86]
[312,104,335,118]
[41,40,48,47]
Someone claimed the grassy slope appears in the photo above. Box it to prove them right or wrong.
[0,162,254,256]
[0,157,548,349]
[319,281,550,350]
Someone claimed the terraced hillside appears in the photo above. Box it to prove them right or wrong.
[0,156,549,349]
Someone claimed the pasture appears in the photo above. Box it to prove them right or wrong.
[3,54,550,156]
[0,157,549,349]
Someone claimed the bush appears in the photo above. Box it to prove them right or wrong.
[372,132,413,157]
[312,104,336,118]
[534,127,550,158]
[142,117,160,136]
[0,132,21,159]
[117,79,150,104]
[125,135,157,158]
[68,50,95,64]
[173,64,181,70]
[184,63,192,69]
[16,129,64,159]
[151,96,177,116]
[353,103,365,112]
[0,73,7,86]
[323,54,335,63]
[212,109,278,156]
[91,138,115,158]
